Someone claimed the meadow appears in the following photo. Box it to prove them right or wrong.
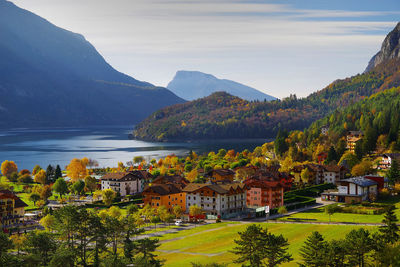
[155,222,375,266]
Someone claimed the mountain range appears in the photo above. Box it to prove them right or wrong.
[167,71,276,101]
[0,0,184,128]
[133,22,400,142]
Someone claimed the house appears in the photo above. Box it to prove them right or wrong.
[319,165,348,184]
[321,177,378,203]
[0,190,27,230]
[101,172,145,196]
[346,131,363,152]
[244,177,284,209]
[291,164,322,184]
[364,175,389,191]
[152,175,189,189]
[183,183,246,219]
[321,125,329,135]
[379,153,400,170]
[207,169,235,182]
[142,184,186,212]
[130,170,153,191]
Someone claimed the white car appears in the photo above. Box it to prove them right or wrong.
[175,220,182,226]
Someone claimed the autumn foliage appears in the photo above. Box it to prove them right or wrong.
[66,158,88,181]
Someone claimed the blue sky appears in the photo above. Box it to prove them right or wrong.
[11,0,400,98]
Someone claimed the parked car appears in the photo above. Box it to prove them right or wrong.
[175,220,182,226]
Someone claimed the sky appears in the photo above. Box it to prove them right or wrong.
[11,0,400,98]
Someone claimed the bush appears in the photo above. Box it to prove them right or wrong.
[18,174,33,184]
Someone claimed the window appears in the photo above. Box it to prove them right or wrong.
[168,202,170,205]
[156,203,159,206]
[188,196,191,200]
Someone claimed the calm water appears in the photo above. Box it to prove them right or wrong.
[0,126,268,170]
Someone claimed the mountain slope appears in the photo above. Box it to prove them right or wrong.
[0,0,184,128]
[365,22,400,72]
[167,71,276,101]
[133,22,400,142]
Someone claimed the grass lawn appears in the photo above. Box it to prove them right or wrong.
[156,222,376,267]
[279,196,400,224]
[277,206,385,223]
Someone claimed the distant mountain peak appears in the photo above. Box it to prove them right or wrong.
[365,22,400,72]
[167,70,276,101]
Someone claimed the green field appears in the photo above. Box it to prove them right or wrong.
[156,222,375,266]
[279,199,400,224]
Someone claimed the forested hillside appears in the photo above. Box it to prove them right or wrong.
[133,58,400,141]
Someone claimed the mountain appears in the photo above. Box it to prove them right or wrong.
[0,0,184,128]
[365,22,400,72]
[167,71,276,101]
[133,22,400,142]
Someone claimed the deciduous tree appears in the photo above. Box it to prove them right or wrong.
[1,160,17,178]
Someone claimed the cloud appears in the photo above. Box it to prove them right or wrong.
[10,0,398,97]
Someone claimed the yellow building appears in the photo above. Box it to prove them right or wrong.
[0,190,27,230]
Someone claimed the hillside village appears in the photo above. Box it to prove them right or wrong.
[1,127,400,265]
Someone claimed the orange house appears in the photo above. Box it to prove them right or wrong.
[142,184,186,212]
[244,178,284,209]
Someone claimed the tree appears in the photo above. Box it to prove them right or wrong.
[326,146,338,164]
[186,169,198,182]
[351,160,373,177]
[300,168,312,184]
[127,204,139,215]
[66,158,88,181]
[277,206,288,215]
[0,231,13,259]
[338,151,359,170]
[10,234,26,255]
[29,192,40,206]
[263,230,292,267]
[25,230,57,266]
[132,238,163,267]
[84,176,97,194]
[231,224,292,267]
[157,206,169,225]
[387,159,400,185]
[189,205,202,224]
[299,231,327,267]
[325,239,347,267]
[379,205,399,244]
[40,185,53,201]
[102,189,116,206]
[325,204,337,223]
[93,190,103,202]
[274,129,288,157]
[34,169,47,184]
[133,156,144,164]
[46,165,55,183]
[53,178,68,199]
[32,165,42,175]
[40,214,56,231]
[1,160,17,178]
[345,228,373,267]
[71,180,85,196]
[173,205,183,219]
[54,165,62,179]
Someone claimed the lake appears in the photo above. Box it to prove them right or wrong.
[0,126,268,170]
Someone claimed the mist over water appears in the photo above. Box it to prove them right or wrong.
[0,126,268,170]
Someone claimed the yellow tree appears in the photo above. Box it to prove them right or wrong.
[40,214,56,231]
[102,189,116,206]
[34,169,47,184]
[189,204,203,224]
[66,158,88,181]
[186,169,198,182]
[1,160,18,178]
[173,205,183,219]
[10,234,26,255]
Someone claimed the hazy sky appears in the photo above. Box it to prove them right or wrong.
[11,0,400,98]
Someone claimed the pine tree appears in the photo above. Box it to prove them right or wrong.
[54,165,62,179]
[46,164,54,183]
[379,205,399,244]
[387,159,400,185]
[326,146,338,164]
[299,231,328,267]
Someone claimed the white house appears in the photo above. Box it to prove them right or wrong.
[183,183,247,219]
[379,153,400,170]
[322,176,378,203]
[101,172,146,196]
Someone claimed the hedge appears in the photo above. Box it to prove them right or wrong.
[284,183,336,198]
[85,198,143,208]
